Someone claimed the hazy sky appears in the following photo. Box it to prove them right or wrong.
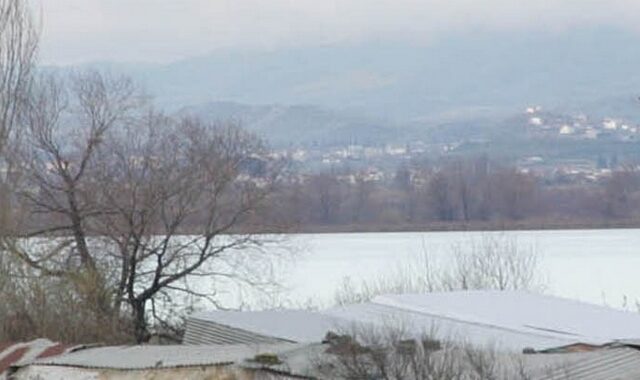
[33,0,640,65]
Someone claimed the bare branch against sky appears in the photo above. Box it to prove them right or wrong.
[31,0,640,65]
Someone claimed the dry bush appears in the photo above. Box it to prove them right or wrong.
[334,234,542,306]
[0,251,134,344]
[442,235,540,292]
[314,326,533,380]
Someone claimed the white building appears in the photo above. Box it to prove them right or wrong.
[529,117,543,126]
[559,125,575,135]
[603,119,618,130]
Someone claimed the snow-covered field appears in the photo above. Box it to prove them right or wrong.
[266,229,640,310]
[28,228,637,311]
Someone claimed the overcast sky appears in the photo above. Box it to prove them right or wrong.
[33,0,640,65]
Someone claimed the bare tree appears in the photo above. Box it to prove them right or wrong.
[351,173,375,223]
[0,1,133,344]
[428,171,456,222]
[491,168,537,221]
[91,114,283,342]
[1,72,143,339]
[603,165,640,219]
[10,72,285,343]
[0,0,38,230]
[310,172,343,224]
[0,0,37,153]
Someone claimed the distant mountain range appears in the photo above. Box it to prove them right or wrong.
[177,102,397,146]
[72,27,640,146]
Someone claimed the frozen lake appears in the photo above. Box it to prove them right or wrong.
[267,229,640,310]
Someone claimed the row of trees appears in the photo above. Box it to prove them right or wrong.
[271,159,640,229]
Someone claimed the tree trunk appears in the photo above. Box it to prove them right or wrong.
[132,300,149,344]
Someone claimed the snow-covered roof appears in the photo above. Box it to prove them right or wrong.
[186,291,640,352]
[374,291,640,344]
[323,301,577,351]
[32,343,300,370]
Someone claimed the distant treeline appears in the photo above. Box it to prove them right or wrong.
[262,157,640,232]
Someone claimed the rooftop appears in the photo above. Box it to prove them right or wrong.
[186,291,640,352]
[372,291,640,345]
[0,339,87,379]
[32,343,301,370]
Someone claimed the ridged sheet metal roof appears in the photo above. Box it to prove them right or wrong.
[187,291,639,351]
[184,316,291,345]
[186,309,341,345]
[525,347,640,380]
[0,339,85,378]
[376,291,640,344]
[33,343,301,370]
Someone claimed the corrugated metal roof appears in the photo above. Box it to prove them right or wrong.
[186,291,640,352]
[20,341,640,380]
[32,343,301,370]
[0,339,85,379]
[614,339,640,349]
[324,301,580,351]
[186,310,341,344]
[376,291,640,344]
[524,347,640,380]
[184,316,290,345]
